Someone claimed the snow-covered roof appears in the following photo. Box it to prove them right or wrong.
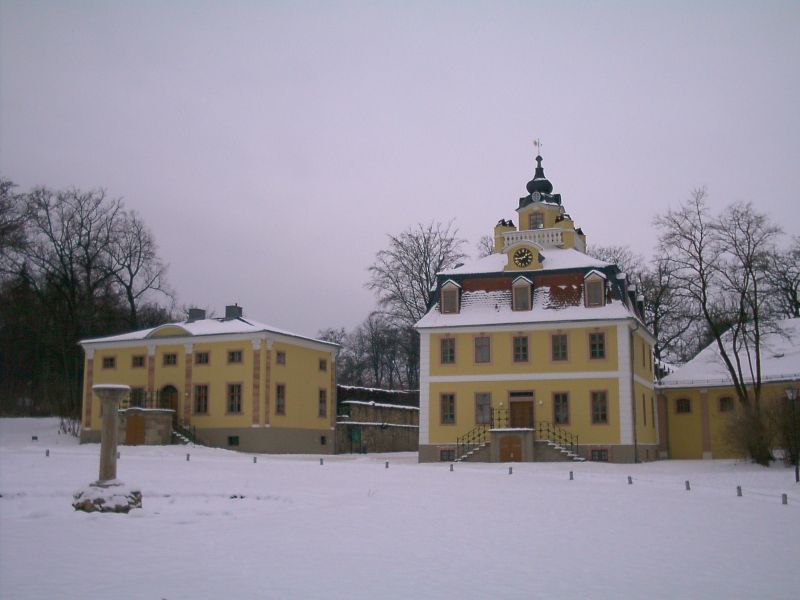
[80,317,338,349]
[658,318,800,388]
[416,286,635,330]
[440,247,610,276]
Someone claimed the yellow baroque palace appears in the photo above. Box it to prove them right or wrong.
[79,305,339,453]
[415,154,657,463]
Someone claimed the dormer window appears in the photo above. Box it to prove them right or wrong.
[440,280,461,314]
[528,212,544,230]
[512,276,532,311]
[584,270,607,307]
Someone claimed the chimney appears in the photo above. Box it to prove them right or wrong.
[225,304,243,320]
[187,308,206,322]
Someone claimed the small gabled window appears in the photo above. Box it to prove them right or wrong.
[512,276,532,311]
[584,271,607,307]
[440,279,462,315]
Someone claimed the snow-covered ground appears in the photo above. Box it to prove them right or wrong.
[1,418,799,600]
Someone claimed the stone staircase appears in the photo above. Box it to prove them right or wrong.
[535,440,586,462]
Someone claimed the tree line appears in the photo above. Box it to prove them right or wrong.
[0,178,174,418]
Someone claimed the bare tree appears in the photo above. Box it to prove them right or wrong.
[766,237,800,318]
[655,188,781,464]
[475,234,494,258]
[0,178,27,275]
[587,244,645,279]
[108,210,171,328]
[367,220,466,328]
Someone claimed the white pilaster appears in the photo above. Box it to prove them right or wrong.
[419,331,430,445]
[617,323,634,444]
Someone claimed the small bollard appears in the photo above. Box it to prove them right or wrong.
[385,461,389,469]
[450,463,454,472]
[737,486,742,497]
[253,456,257,464]
[569,471,574,481]
[627,476,633,485]
[186,453,190,462]
[685,480,691,491]
[117,451,120,459]
[320,458,324,466]
[782,493,788,505]
[508,466,513,475]
[46,449,50,457]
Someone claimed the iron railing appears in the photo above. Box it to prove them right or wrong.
[456,424,489,462]
[455,410,580,461]
[173,423,198,445]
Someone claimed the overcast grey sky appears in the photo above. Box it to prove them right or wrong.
[1,1,798,337]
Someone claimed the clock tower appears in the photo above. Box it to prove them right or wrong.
[493,152,587,271]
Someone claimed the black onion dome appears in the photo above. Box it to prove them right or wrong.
[526,155,553,195]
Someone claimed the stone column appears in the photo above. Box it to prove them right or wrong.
[251,339,261,426]
[700,388,712,459]
[184,343,193,426]
[94,384,130,483]
[84,348,95,429]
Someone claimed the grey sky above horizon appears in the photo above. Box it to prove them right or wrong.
[1,1,798,338]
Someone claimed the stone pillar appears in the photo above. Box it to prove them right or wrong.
[94,384,130,483]
[264,340,273,425]
[657,392,669,459]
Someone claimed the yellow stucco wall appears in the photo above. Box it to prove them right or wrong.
[663,382,794,459]
[84,335,334,433]
[427,378,621,446]
[430,327,618,377]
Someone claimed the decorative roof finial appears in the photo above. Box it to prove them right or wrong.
[526,139,553,195]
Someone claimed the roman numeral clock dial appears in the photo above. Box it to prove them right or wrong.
[513,248,533,268]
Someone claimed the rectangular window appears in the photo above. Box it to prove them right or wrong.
[591,391,608,424]
[318,389,327,418]
[529,212,544,229]
[130,387,145,408]
[474,336,491,363]
[586,281,604,306]
[227,350,242,364]
[440,448,456,462]
[102,356,116,369]
[440,393,456,425]
[719,396,734,413]
[275,384,286,415]
[441,289,459,314]
[276,351,286,365]
[589,332,606,359]
[512,336,529,362]
[475,393,491,425]
[676,398,691,414]
[194,384,209,414]
[642,394,647,426]
[440,338,456,364]
[513,286,530,311]
[551,334,568,361]
[227,436,239,447]
[553,392,569,425]
[132,355,145,368]
[319,359,327,372]
[195,352,209,365]
[163,353,177,366]
[226,383,242,414]
[590,449,609,462]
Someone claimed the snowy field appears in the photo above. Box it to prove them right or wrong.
[1,419,799,600]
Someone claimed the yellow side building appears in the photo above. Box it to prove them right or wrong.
[657,318,800,459]
[415,153,656,463]
[79,305,339,453]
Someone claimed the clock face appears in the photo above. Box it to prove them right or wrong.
[531,191,541,202]
[513,247,534,268]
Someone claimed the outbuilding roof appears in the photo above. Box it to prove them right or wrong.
[658,318,800,388]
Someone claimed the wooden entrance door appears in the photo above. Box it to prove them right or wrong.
[510,401,534,428]
[126,414,145,445]
[499,435,522,462]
